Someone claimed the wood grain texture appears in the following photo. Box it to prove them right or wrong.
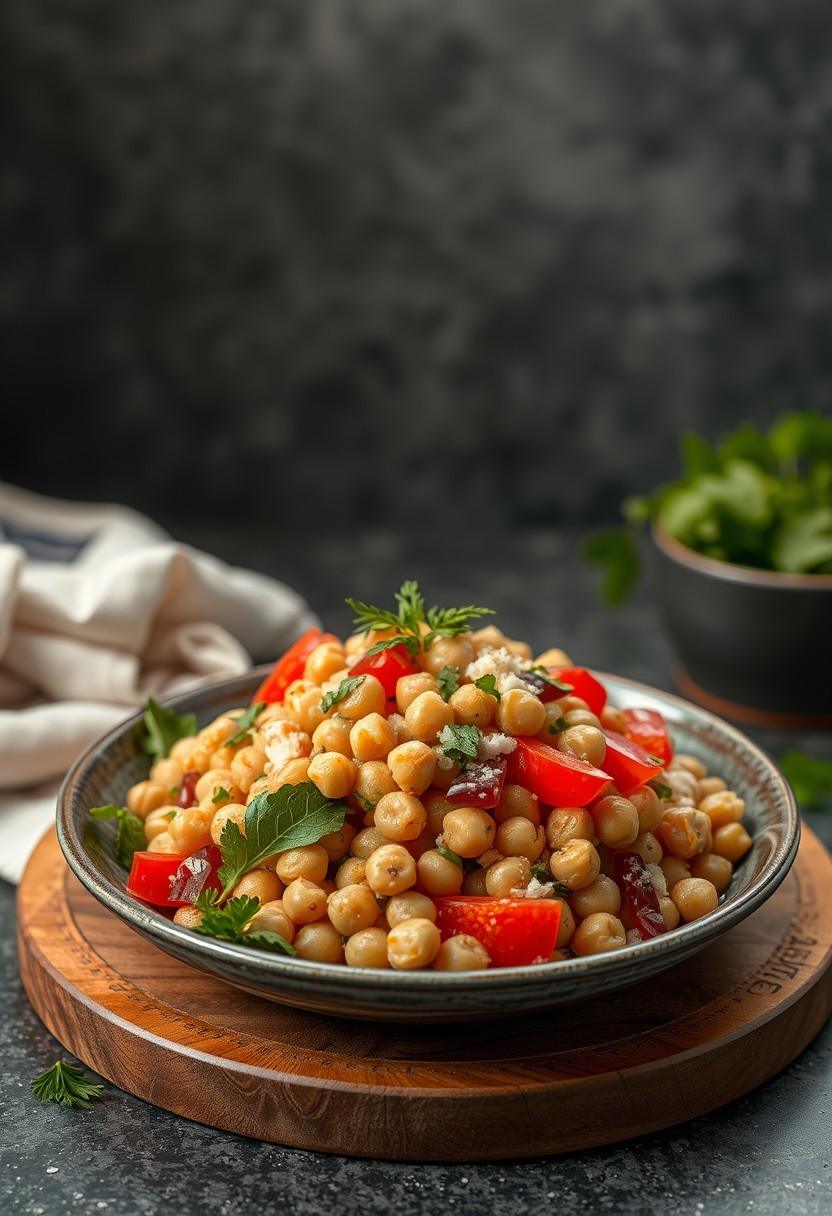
[17,827,832,1161]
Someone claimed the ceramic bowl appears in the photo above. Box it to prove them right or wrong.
[57,669,799,1022]
[651,526,832,726]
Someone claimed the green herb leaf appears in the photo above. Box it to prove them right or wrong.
[216,781,347,899]
[548,717,568,734]
[437,844,463,868]
[438,723,481,765]
[224,702,266,748]
[211,787,230,805]
[780,750,832,809]
[142,697,198,765]
[550,880,573,900]
[436,666,461,702]
[474,674,501,700]
[395,580,426,633]
[424,602,494,648]
[650,779,673,801]
[530,863,553,885]
[321,675,366,713]
[88,805,145,868]
[31,1061,103,1110]
[345,597,405,635]
[584,529,640,606]
[194,892,296,955]
[771,508,832,573]
[364,634,421,657]
[527,666,574,692]
[347,581,493,654]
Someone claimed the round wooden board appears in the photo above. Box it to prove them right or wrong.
[17,827,832,1162]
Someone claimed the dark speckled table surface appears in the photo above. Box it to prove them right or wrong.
[2,530,830,1216]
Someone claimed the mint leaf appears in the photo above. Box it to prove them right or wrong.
[474,674,501,701]
[88,805,145,868]
[772,508,832,573]
[584,529,640,606]
[217,781,347,898]
[438,723,481,765]
[780,750,832,809]
[436,666,460,702]
[224,702,266,747]
[31,1061,103,1110]
[321,675,365,714]
[142,697,198,765]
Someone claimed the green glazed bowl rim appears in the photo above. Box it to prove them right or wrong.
[56,667,800,1008]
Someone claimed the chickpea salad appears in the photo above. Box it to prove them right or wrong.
[89,582,754,973]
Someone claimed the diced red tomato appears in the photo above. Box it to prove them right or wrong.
[602,730,664,795]
[349,644,420,702]
[434,896,561,967]
[127,846,222,908]
[252,628,339,704]
[613,852,666,939]
[550,666,607,716]
[446,757,508,809]
[507,737,611,807]
[621,708,674,766]
[177,770,201,809]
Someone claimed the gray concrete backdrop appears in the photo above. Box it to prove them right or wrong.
[2,1,831,532]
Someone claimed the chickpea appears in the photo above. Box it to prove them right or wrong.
[351,827,389,859]
[272,757,312,788]
[534,647,571,668]
[365,843,417,896]
[430,754,462,792]
[421,636,475,678]
[657,808,711,859]
[631,831,663,866]
[670,753,707,780]
[591,795,640,849]
[497,689,546,738]
[698,776,727,801]
[712,822,752,862]
[395,672,438,714]
[403,691,455,745]
[554,695,590,716]
[387,740,436,795]
[150,756,184,788]
[168,806,214,853]
[494,816,544,862]
[671,877,719,922]
[172,904,205,929]
[210,802,247,846]
[335,856,366,888]
[344,927,390,968]
[144,805,177,841]
[306,751,355,800]
[555,899,576,948]
[171,739,213,774]
[318,823,356,863]
[304,641,346,685]
[353,760,398,811]
[417,849,465,896]
[282,877,328,925]
[664,769,700,806]
[691,852,733,893]
[462,867,489,895]
[570,874,622,920]
[660,896,680,931]
[629,785,662,833]
[434,935,490,971]
[549,839,601,890]
[336,674,386,721]
[557,725,607,767]
[486,856,532,897]
[537,701,568,743]
[563,708,602,729]
[600,706,628,733]
[126,780,168,819]
[422,791,454,836]
[312,716,353,758]
[545,807,595,851]
[231,868,283,904]
[197,713,239,752]
[256,703,295,727]
[229,744,267,795]
[449,684,496,728]
[283,680,326,734]
[294,922,345,964]
[387,917,442,970]
[275,844,330,884]
[148,831,179,854]
[572,912,627,956]
[699,790,745,830]
[386,891,437,928]
[386,712,413,746]
[659,855,690,889]
[470,625,506,651]
[210,745,237,771]
[247,899,295,942]
[349,713,395,762]
[326,883,380,935]
[374,791,428,842]
[443,808,497,858]
[495,784,540,826]
[195,768,240,805]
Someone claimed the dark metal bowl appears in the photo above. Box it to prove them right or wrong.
[651,527,832,727]
[56,668,799,1022]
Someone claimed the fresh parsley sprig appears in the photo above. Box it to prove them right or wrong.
[193,892,296,955]
[321,675,365,714]
[31,1061,103,1110]
[346,580,493,657]
[474,674,500,700]
[438,723,481,765]
[88,805,145,868]
[224,702,266,748]
[142,697,197,765]
[436,666,460,702]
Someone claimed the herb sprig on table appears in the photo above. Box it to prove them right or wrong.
[31,1061,103,1110]
[346,580,494,656]
[587,410,832,604]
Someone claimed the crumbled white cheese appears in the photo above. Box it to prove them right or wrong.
[511,876,555,899]
[477,732,517,758]
[646,863,667,897]
[664,769,699,806]
[262,720,309,775]
[477,848,503,868]
[432,745,455,771]
[465,646,539,697]
[626,929,644,946]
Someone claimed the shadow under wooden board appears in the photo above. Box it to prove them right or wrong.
[18,827,832,1162]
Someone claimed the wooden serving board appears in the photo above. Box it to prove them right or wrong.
[18,827,832,1161]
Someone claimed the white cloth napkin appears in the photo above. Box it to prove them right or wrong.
[0,483,317,882]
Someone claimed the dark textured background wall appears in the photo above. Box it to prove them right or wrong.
[2,0,832,535]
